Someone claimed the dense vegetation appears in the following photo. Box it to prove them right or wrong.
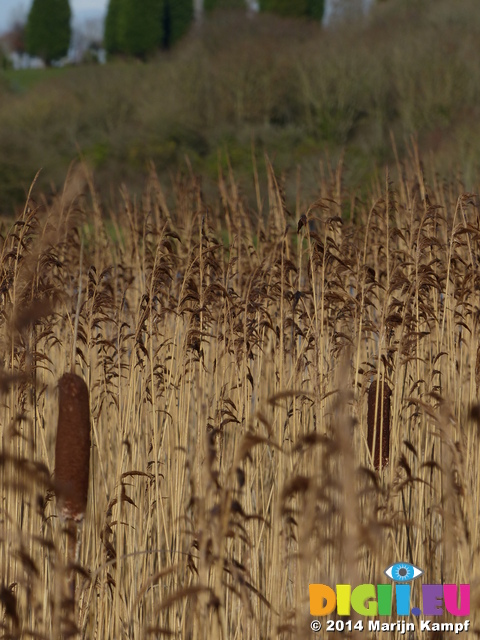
[1,0,479,216]
[0,147,478,638]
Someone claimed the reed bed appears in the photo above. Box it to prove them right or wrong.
[0,156,479,638]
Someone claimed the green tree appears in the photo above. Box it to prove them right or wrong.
[108,0,193,58]
[26,0,71,64]
[118,0,164,59]
[259,0,325,20]
[104,0,123,55]
[307,0,325,20]
[164,0,194,47]
[205,0,246,10]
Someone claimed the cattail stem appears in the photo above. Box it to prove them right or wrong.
[71,238,84,374]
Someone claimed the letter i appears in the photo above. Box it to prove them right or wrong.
[395,584,411,616]
[377,584,392,615]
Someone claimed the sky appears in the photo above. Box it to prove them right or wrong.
[0,0,108,34]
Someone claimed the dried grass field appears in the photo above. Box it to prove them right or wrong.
[0,155,479,639]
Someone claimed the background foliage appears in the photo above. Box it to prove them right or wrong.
[105,0,194,56]
[117,0,164,58]
[1,0,480,214]
[205,0,247,10]
[259,0,325,20]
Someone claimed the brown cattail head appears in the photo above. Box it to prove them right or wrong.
[55,373,91,522]
[367,379,392,471]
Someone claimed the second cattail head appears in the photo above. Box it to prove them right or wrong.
[367,379,392,471]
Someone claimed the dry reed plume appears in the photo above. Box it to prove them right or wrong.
[0,154,478,638]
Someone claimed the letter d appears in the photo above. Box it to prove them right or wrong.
[309,585,337,616]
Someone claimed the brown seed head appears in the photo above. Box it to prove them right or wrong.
[367,379,392,471]
[55,373,91,522]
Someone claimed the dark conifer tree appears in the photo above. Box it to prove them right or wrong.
[118,0,164,59]
[107,0,194,57]
[26,0,72,65]
[104,0,123,56]
[204,0,246,10]
[163,0,194,48]
[259,0,325,20]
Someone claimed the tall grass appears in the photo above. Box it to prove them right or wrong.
[0,154,478,638]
